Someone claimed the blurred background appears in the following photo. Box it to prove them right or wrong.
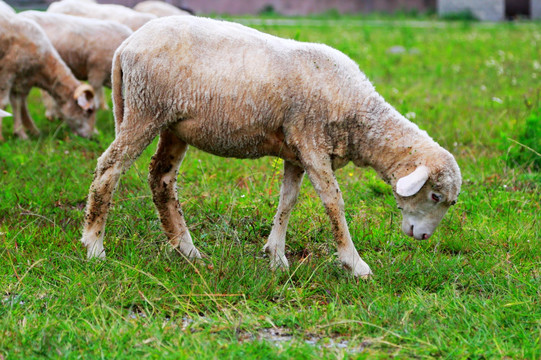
[4,0,541,21]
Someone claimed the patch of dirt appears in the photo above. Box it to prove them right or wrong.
[255,326,371,353]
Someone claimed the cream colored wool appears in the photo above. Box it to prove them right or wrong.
[133,1,191,17]
[48,0,157,31]
[19,11,132,113]
[0,0,15,15]
[81,16,461,278]
[0,13,96,141]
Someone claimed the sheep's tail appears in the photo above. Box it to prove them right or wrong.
[111,48,124,134]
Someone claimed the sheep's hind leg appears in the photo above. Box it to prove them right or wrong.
[81,121,159,259]
[300,152,372,278]
[263,160,304,270]
[148,129,201,260]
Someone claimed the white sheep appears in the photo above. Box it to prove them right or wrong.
[19,11,133,113]
[133,1,192,17]
[48,0,157,31]
[0,13,96,141]
[0,0,15,15]
[81,16,462,278]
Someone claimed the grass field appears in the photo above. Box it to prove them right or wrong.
[1,15,540,358]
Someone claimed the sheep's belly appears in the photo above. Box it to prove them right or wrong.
[170,117,296,161]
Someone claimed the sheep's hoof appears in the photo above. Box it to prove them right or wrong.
[190,254,211,267]
[86,245,106,260]
[358,273,372,280]
[340,258,372,279]
[269,257,289,272]
[15,131,29,140]
[262,244,289,271]
[176,243,202,260]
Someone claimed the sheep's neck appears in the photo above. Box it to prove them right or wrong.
[352,96,436,186]
[39,53,79,107]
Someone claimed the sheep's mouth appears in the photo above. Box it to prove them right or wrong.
[402,223,433,240]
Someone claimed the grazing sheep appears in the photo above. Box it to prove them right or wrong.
[0,13,96,141]
[0,0,15,15]
[48,0,157,31]
[134,1,192,17]
[81,16,461,278]
[19,11,133,113]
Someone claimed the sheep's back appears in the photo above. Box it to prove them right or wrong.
[119,16,370,126]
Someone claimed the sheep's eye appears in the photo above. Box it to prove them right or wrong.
[431,193,442,203]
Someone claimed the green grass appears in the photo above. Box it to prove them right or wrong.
[1,16,540,358]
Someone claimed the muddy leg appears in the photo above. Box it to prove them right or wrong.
[20,97,40,136]
[81,121,160,259]
[301,153,372,278]
[41,90,61,121]
[9,92,28,140]
[148,129,201,259]
[263,160,304,270]
[89,71,109,110]
[95,86,108,111]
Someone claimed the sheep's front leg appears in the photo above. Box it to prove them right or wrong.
[9,92,29,139]
[148,130,201,260]
[40,90,61,121]
[94,86,108,111]
[2,96,39,140]
[10,92,40,139]
[20,96,40,136]
[263,160,305,270]
[301,155,372,278]
[88,71,108,110]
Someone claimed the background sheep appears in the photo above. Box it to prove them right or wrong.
[47,0,157,31]
[81,16,461,278]
[0,13,96,140]
[19,11,133,114]
[133,1,193,17]
[0,0,15,15]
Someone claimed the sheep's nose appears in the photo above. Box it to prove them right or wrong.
[422,233,430,240]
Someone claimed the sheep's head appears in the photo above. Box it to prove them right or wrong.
[393,152,461,240]
[60,84,96,138]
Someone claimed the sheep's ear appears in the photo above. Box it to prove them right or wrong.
[396,166,429,197]
[74,84,95,111]
[0,109,12,118]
